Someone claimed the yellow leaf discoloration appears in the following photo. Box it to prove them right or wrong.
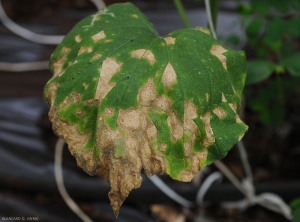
[205,93,209,103]
[83,83,88,89]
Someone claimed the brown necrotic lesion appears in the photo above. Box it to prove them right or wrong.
[162,63,177,90]
[210,45,227,70]
[91,30,106,43]
[131,49,156,65]
[52,47,71,77]
[95,58,123,103]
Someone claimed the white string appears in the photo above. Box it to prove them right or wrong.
[204,0,217,39]
[148,175,195,208]
[196,171,222,207]
[90,0,106,11]
[54,138,93,222]
[237,140,253,183]
[0,0,64,45]
[0,0,105,45]
[0,0,106,73]
[203,0,292,218]
[214,158,292,220]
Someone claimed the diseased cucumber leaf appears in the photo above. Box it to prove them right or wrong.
[44,3,248,216]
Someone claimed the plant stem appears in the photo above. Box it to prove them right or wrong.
[210,0,219,29]
[276,74,285,106]
[173,0,192,28]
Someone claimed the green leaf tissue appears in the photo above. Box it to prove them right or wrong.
[44,3,248,216]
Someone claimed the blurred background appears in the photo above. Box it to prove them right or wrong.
[0,0,300,221]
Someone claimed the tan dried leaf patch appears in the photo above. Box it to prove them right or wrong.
[200,112,215,147]
[95,58,122,102]
[75,35,82,43]
[138,78,156,106]
[78,46,93,55]
[91,30,106,42]
[164,37,176,45]
[162,63,177,90]
[167,112,183,142]
[52,47,71,77]
[154,95,172,113]
[195,26,211,35]
[213,107,226,119]
[131,49,156,65]
[210,45,228,70]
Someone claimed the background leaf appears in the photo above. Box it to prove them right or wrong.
[291,198,300,222]
[280,53,300,77]
[286,17,300,38]
[264,18,284,41]
[292,0,300,11]
[246,60,276,84]
[272,0,289,13]
[251,0,270,15]
[246,17,263,38]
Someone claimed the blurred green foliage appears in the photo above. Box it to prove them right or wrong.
[290,198,300,222]
[237,0,300,129]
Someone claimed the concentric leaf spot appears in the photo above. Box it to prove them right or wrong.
[138,78,156,106]
[153,95,172,113]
